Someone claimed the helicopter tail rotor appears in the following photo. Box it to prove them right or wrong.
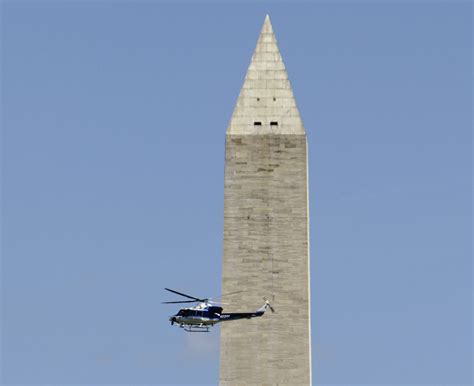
[256,297,275,314]
[263,297,275,313]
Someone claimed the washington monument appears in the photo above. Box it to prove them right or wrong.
[220,15,312,385]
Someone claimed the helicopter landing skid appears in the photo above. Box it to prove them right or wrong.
[181,324,211,333]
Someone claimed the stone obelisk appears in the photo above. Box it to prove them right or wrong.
[220,15,311,385]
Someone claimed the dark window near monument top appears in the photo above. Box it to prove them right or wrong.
[273,97,276,101]
[270,121,278,126]
[254,122,262,126]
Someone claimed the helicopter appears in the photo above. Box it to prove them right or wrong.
[163,288,275,332]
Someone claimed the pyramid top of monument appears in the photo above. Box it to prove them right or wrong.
[227,15,305,135]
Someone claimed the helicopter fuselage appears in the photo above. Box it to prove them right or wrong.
[170,305,222,327]
[169,303,269,332]
[163,288,274,332]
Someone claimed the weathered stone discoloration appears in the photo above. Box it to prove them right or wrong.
[220,15,311,386]
[220,135,311,385]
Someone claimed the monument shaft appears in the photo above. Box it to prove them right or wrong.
[220,16,311,385]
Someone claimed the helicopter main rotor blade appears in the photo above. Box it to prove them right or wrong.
[207,300,231,305]
[220,290,244,298]
[209,290,244,302]
[162,300,198,304]
[164,288,205,301]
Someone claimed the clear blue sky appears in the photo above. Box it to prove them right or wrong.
[1,1,472,385]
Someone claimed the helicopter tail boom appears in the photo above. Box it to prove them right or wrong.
[219,298,275,322]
